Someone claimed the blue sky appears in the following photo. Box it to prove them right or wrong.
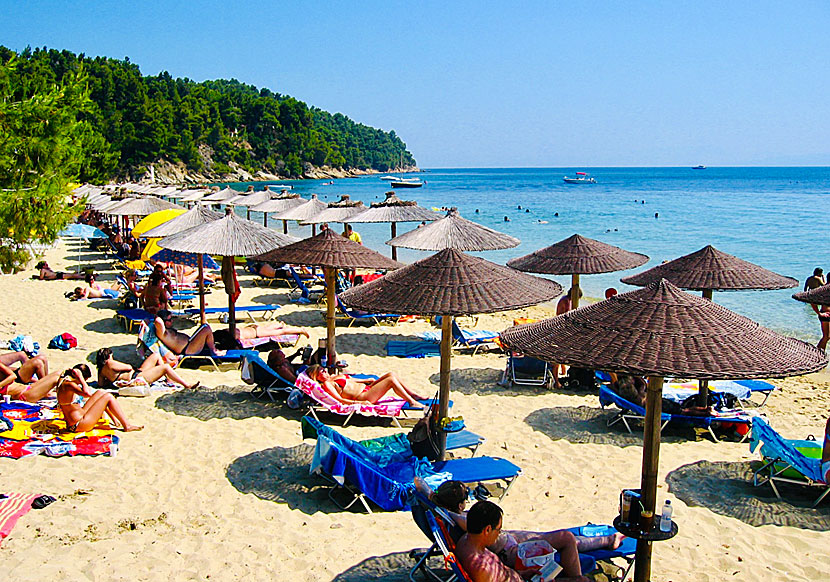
[3,1,829,167]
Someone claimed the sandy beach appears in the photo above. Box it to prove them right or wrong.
[2,238,829,582]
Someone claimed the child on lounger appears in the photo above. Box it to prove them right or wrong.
[306,364,426,408]
[56,364,143,432]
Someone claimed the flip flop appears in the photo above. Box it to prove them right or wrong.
[32,495,56,509]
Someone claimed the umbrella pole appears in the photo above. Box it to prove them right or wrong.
[437,315,453,461]
[247,208,251,220]
[391,223,397,261]
[325,267,337,372]
[312,224,317,237]
[264,213,268,228]
[198,255,206,325]
[282,219,288,234]
[571,273,581,309]
[698,289,713,406]
[226,256,237,338]
[634,375,664,582]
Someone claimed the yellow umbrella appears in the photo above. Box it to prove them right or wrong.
[140,238,163,262]
[132,209,186,237]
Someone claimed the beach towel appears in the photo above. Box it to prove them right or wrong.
[385,340,441,358]
[295,373,407,417]
[0,493,39,546]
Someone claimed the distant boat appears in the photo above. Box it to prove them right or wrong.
[692,165,707,170]
[563,172,596,184]
[391,178,423,188]
[381,176,397,181]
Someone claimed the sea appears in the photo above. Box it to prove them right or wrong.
[220,167,830,343]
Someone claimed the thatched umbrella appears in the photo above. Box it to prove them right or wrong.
[108,196,179,217]
[302,195,366,230]
[620,245,798,299]
[386,207,520,252]
[158,208,298,333]
[508,234,649,309]
[344,191,442,260]
[225,190,272,219]
[179,188,210,203]
[201,186,239,203]
[250,193,305,231]
[793,283,830,306]
[620,245,798,403]
[499,279,827,582]
[341,248,562,458]
[273,195,328,235]
[254,229,401,368]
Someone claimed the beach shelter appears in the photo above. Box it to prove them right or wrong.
[499,279,827,582]
[131,209,186,238]
[250,194,305,230]
[793,282,830,305]
[386,207,520,252]
[301,195,366,229]
[225,190,272,219]
[158,209,298,331]
[273,195,328,235]
[138,204,222,239]
[507,234,649,309]
[107,196,179,217]
[201,186,239,203]
[179,188,210,203]
[340,248,562,459]
[345,192,442,260]
[254,229,401,368]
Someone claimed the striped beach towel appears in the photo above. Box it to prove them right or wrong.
[0,493,38,545]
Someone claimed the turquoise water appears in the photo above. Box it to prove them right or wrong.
[222,167,830,342]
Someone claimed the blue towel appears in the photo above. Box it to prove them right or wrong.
[386,340,441,358]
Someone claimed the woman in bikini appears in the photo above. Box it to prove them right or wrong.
[152,310,226,356]
[141,272,170,315]
[236,321,310,340]
[306,364,425,408]
[95,348,199,390]
[0,359,60,403]
[57,364,142,433]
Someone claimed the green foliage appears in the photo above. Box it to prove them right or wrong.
[0,56,104,271]
[0,46,416,179]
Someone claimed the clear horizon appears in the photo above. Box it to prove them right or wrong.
[4,1,829,168]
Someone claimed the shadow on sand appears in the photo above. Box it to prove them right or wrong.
[226,443,343,515]
[155,383,302,422]
[524,406,695,447]
[667,460,830,531]
[332,551,428,582]
[427,367,519,397]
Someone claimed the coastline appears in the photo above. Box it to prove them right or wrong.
[0,238,828,581]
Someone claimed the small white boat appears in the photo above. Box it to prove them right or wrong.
[692,165,706,170]
[391,178,423,188]
[563,172,596,184]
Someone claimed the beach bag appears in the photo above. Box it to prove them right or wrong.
[115,376,152,397]
[408,397,442,461]
[48,333,77,351]
[565,367,596,391]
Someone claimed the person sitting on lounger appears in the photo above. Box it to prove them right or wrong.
[95,347,199,390]
[417,479,622,569]
[35,261,85,280]
[73,273,121,300]
[56,364,143,432]
[153,310,226,357]
[306,364,425,408]
[454,499,590,582]
[142,272,170,315]
[0,355,58,402]
[266,348,308,384]
[615,374,714,417]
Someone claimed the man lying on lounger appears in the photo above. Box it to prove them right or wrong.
[153,310,226,357]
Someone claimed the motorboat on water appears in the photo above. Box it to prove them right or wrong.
[390,178,424,188]
[692,165,707,170]
[563,172,596,184]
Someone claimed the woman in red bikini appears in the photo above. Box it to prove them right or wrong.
[56,364,143,433]
[307,364,425,408]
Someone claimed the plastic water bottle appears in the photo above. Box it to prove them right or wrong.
[659,500,672,532]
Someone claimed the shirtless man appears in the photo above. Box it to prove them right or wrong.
[455,500,589,582]
[35,261,85,280]
[153,310,226,356]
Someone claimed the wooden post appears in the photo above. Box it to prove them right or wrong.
[282,219,288,234]
[198,255,206,325]
[391,222,397,261]
[699,289,712,406]
[312,224,317,237]
[571,273,581,309]
[325,267,337,372]
[437,314,453,461]
[634,375,664,582]
[264,213,268,228]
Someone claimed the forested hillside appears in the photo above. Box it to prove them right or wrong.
[0,46,416,181]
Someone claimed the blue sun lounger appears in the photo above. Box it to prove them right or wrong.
[179,349,260,373]
[599,385,754,442]
[241,353,297,401]
[183,304,280,322]
[749,417,829,507]
[303,417,520,513]
[336,294,400,326]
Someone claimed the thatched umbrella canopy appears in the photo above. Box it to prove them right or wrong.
[302,195,366,229]
[620,245,798,298]
[499,279,827,582]
[158,209,298,332]
[179,188,209,203]
[508,233,649,309]
[225,190,272,219]
[341,248,562,458]
[250,194,305,230]
[108,196,179,217]
[386,207,520,253]
[273,195,329,235]
[201,186,239,203]
[793,282,830,305]
[139,204,222,238]
[255,229,401,369]
[345,191,443,260]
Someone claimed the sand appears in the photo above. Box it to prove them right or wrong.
[1,238,829,581]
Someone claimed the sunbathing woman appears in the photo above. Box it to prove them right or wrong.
[73,273,121,299]
[306,364,425,408]
[415,478,623,559]
[236,321,310,341]
[0,358,60,402]
[141,272,169,315]
[152,310,226,356]
[56,364,143,432]
[96,347,199,390]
